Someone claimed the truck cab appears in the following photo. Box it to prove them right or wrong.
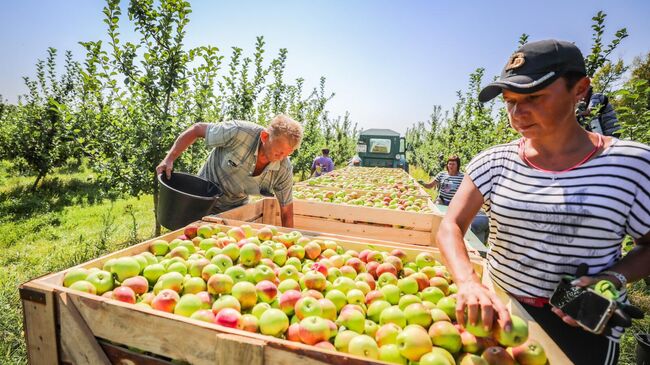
[355,129,408,171]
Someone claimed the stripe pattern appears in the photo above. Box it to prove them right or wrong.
[466,139,650,340]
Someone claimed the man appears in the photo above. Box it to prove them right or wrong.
[156,114,303,227]
[310,148,334,177]
[437,39,649,364]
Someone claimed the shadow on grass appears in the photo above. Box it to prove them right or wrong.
[0,175,117,223]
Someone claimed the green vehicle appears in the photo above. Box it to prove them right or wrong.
[355,129,409,171]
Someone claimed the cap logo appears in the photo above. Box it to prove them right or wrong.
[505,52,526,71]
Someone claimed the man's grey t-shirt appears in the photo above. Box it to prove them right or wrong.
[197,121,294,212]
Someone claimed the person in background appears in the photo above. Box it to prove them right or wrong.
[419,155,489,243]
[577,86,621,136]
[437,39,649,364]
[310,148,335,177]
[156,114,303,227]
[349,155,362,166]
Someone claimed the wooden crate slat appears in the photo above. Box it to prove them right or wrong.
[294,200,438,231]
[58,291,111,365]
[19,282,59,365]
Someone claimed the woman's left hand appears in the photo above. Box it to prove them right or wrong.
[550,275,611,326]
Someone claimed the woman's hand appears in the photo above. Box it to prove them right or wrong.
[550,275,617,327]
[456,280,512,332]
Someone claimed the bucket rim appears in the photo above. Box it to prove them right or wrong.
[157,172,223,201]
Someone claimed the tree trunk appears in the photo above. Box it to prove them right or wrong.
[153,172,161,236]
[31,171,46,191]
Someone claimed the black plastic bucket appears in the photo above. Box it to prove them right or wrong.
[636,333,650,365]
[157,172,223,230]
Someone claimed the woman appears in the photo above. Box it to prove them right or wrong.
[437,39,650,364]
[420,156,489,243]
[420,155,464,205]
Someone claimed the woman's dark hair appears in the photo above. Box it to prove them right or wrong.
[447,155,461,169]
[563,71,587,91]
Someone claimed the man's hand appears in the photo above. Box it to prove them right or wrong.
[156,158,174,179]
[456,280,511,333]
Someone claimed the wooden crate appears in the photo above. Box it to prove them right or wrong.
[216,198,484,256]
[20,219,569,364]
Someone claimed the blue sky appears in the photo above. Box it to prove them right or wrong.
[1,0,649,134]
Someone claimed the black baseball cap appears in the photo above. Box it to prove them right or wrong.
[478,39,586,103]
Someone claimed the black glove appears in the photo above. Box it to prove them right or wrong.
[607,302,645,329]
[417,180,426,186]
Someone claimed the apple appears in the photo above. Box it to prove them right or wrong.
[69,280,97,294]
[396,325,433,362]
[397,277,419,295]
[346,257,366,273]
[252,302,271,319]
[384,255,403,272]
[325,289,347,312]
[166,261,188,276]
[365,319,379,338]
[428,321,462,354]
[398,294,421,311]
[389,249,407,264]
[336,307,365,333]
[278,265,300,282]
[224,266,246,283]
[174,293,203,317]
[201,264,220,281]
[272,249,288,266]
[227,227,246,242]
[380,306,406,328]
[318,298,337,321]
[377,272,399,287]
[255,280,278,303]
[415,252,436,269]
[429,277,450,295]
[183,277,206,294]
[510,339,547,365]
[207,273,233,295]
[379,344,407,365]
[239,243,262,267]
[375,323,402,347]
[346,289,366,306]
[464,313,493,338]
[278,290,302,316]
[411,272,430,291]
[286,323,301,342]
[121,276,148,295]
[315,341,336,351]
[168,246,191,261]
[436,296,457,321]
[188,258,210,278]
[460,330,481,354]
[298,316,330,345]
[376,263,398,277]
[420,286,445,305]
[295,296,322,320]
[214,307,242,328]
[301,271,327,291]
[493,315,528,347]
[404,303,432,327]
[365,290,385,305]
[332,276,356,294]
[211,294,241,314]
[367,300,391,323]
[481,346,515,365]
[85,270,114,295]
[419,347,456,365]
[183,223,199,239]
[221,243,240,261]
[339,265,357,279]
[63,268,88,287]
[287,245,305,260]
[231,281,257,310]
[304,241,322,260]
[277,278,300,293]
[257,227,274,241]
[190,309,216,323]
[348,334,379,359]
[259,308,290,337]
[151,289,180,313]
[334,330,358,352]
[380,284,401,305]
[143,263,166,284]
[195,291,212,309]
[366,261,380,278]
[149,239,170,256]
[457,353,488,365]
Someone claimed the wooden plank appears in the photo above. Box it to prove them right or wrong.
[294,215,433,246]
[215,333,264,365]
[262,198,281,226]
[57,291,111,365]
[294,200,439,231]
[99,340,176,365]
[19,282,60,365]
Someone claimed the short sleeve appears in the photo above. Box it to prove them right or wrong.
[434,172,444,184]
[311,158,318,169]
[625,180,650,240]
[273,164,294,206]
[466,150,496,201]
[205,121,238,149]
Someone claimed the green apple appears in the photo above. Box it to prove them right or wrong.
[397,277,419,295]
[221,243,240,261]
[404,303,432,327]
[398,294,421,311]
[298,316,330,345]
[457,353,488,365]
[336,307,365,333]
[110,257,141,282]
[69,280,97,294]
[332,276,356,294]
[415,252,436,269]
[211,294,241,314]
[252,302,271,319]
[63,268,88,287]
[348,334,379,359]
[379,344,408,365]
[380,284,401,305]
[436,296,457,321]
[334,330,358,352]
[224,266,246,284]
[259,308,290,337]
[364,319,379,338]
[157,271,184,293]
[167,261,188,276]
[428,321,461,354]
[380,306,406,328]
[149,239,170,256]
[396,325,433,362]
[419,347,456,365]
[510,339,546,365]
[85,270,114,295]
[211,254,233,272]
[325,289,347,312]
[376,323,402,347]
[494,314,528,347]
[231,281,257,310]
[420,286,445,304]
[367,300,391,323]
[174,294,203,317]
[182,277,206,294]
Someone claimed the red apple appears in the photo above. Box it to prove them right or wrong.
[214,308,242,328]
[151,289,180,313]
[112,286,137,304]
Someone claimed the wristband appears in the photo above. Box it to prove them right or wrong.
[601,270,627,288]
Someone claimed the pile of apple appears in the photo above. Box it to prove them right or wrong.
[63,223,547,365]
[306,174,422,195]
[294,186,433,213]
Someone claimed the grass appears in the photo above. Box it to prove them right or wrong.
[0,160,156,364]
[0,161,647,364]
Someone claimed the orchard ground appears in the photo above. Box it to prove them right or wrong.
[0,160,648,364]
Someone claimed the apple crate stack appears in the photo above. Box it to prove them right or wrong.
[300,168,429,197]
[20,213,569,364]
